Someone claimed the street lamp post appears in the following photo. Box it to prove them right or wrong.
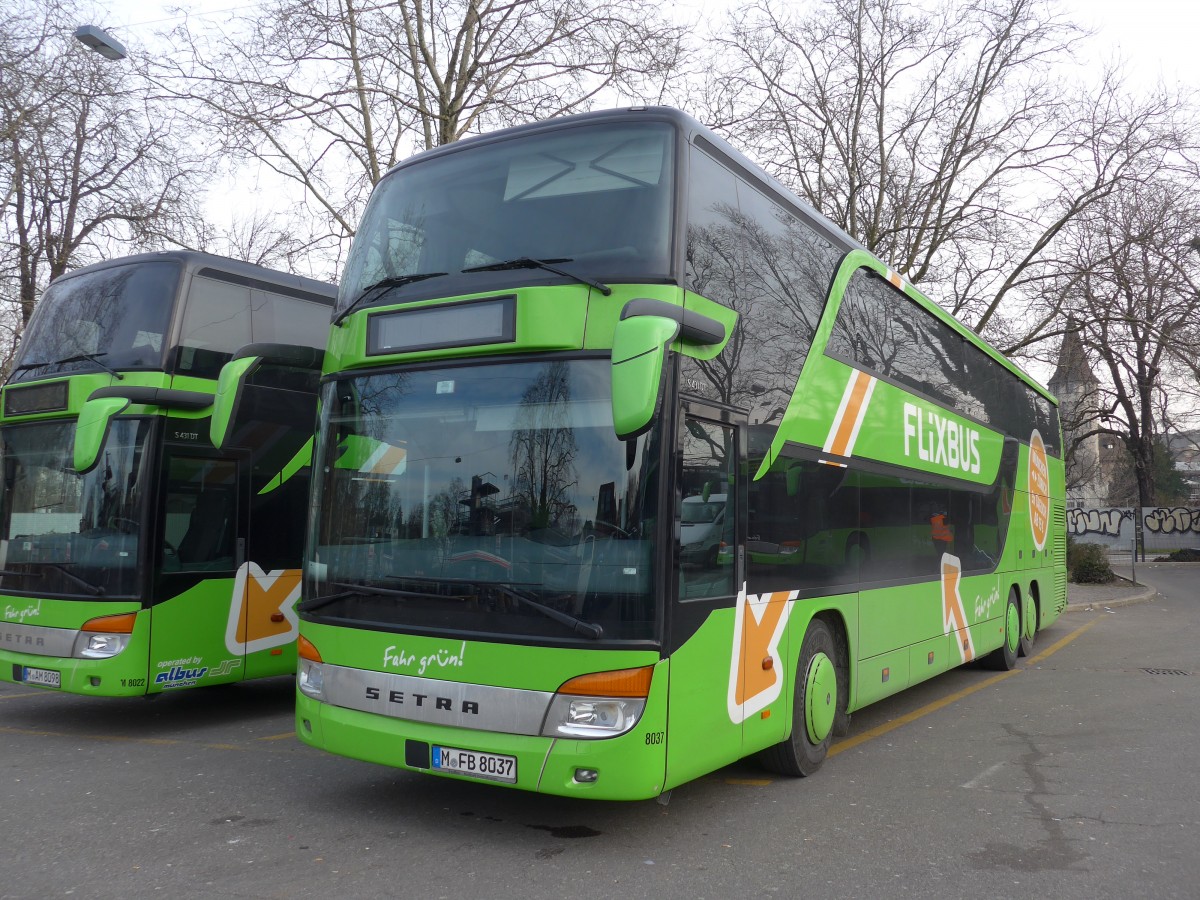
[74,25,126,61]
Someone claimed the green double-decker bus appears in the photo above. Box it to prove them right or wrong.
[0,251,334,696]
[289,108,1066,799]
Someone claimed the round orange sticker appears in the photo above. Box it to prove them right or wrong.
[1027,430,1049,551]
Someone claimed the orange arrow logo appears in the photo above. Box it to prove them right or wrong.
[225,563,301,655]
[727,586,795,724]
[941,554,975,663]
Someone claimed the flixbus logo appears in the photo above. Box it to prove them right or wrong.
[903,402,981,474]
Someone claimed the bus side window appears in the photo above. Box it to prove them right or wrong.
[162,457,238,573]
[176,276,253,379]
[678,416,736,600]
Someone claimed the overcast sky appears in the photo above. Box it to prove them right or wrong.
[100,0,1200,91]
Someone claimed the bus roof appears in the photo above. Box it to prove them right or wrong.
[50,250,335,303]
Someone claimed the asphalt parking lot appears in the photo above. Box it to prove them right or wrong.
[2,564,1198,899]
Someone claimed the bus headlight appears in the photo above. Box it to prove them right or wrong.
[76,632,131,659]
[540,666,653,740]
[298,659,325,700]
[542,694,645,738]
[73,613,137,659]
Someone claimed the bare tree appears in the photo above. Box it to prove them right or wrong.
[696,0,1192,352]
[1054,177,1200,508]
[0,0,208,354]
[156,0,687,265]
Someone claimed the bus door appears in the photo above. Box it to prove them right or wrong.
[229,378,317,680]
[666,403,751,785]
[150,448,245,690]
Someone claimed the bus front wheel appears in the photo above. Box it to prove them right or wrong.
[759,618,837,777]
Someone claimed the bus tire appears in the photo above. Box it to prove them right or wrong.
[1019,584,1038,657]
[759,618,837,777]
[983,587,1020,671]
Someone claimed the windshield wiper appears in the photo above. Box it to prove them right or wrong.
[333,272,449,327]
[462,257,612,296]
[493,583,604,640]
[35,562,105,596]
[11,351,124,379]
[55,352,124,380]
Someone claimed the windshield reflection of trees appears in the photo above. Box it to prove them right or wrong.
[314,361,657,640]
[684,195,839,426]
[0,421,147,597]
[12,263,176,381]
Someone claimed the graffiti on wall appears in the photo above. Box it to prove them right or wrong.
[1067,506,1200,547]
[1066,508,1130,538]
[1143,507,1200,535]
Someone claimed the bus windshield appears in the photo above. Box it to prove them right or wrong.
[0,419,153,598]
[10,261,179,382]
[307,358,660,642]
[337,122,676,314]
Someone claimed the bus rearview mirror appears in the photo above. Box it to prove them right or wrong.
[211,343,326,450]
[210,355,262,450]
[73,396,132,474]
[610,315,680,440]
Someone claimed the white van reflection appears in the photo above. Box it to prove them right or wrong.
[680,493,727,567]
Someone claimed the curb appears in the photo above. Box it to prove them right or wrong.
[1065,583,1157,613]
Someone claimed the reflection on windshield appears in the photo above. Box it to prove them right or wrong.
[336,122,675,312]
[10,261,177,382]
[0,420,151,598]
[307,359,660,642]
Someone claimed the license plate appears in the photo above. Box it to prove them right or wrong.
[432,745,517,783]
[21,666,60,689]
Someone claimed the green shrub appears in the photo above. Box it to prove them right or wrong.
[1068,541,1116,584]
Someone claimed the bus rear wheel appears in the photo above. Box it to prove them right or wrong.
[983,587,1020,671]
[1019,590,1038,657]
[759,618,837,777]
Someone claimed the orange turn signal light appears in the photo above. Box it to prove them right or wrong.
[297,635,322,662]
[558,666,653,698]
[80,613,137,634]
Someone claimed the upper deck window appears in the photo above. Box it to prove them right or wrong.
[338,122,676,314]
[175,273,333,379]
[10,261,179,382]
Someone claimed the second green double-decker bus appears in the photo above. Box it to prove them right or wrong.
[0,252,334,696]
[286,108,1066,799]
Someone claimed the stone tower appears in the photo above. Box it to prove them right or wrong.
[1048,321,1109,507]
